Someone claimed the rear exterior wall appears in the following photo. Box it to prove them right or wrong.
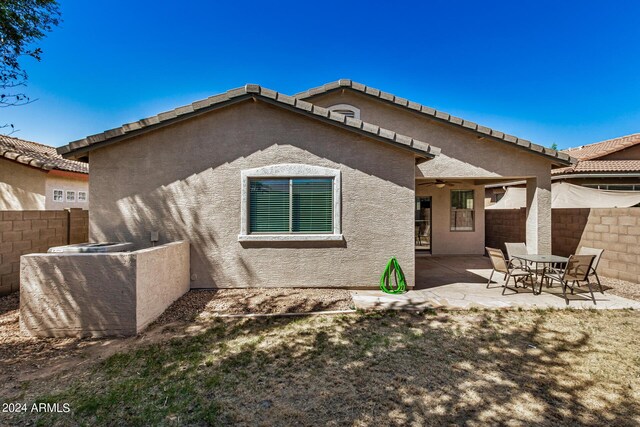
[88,100,417,289]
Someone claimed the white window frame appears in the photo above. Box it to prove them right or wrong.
[65,190,76,202]
[328,104,361,120]
[78,191,88,202]
[53,189,64,202]
[239,164,342,242]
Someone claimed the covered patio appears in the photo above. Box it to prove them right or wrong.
[351,255,640,310]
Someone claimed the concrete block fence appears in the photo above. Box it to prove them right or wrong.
[486,208,640,284]
[0,209,88,296]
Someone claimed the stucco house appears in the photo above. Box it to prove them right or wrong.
[57,80,573,289]
[486,132,640,204]
[1,135,89,210]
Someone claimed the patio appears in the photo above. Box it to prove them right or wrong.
[351,255,640,310]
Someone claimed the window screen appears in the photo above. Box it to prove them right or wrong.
[249,178,333,233]
[450,190,475,231]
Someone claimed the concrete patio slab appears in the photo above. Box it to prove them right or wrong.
[351,255,640,311]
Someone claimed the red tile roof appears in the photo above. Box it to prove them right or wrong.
[552,160,640,175]
[0,134,88,174]
[563,133,640,160]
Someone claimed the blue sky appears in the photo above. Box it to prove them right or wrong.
[3,0,640,149]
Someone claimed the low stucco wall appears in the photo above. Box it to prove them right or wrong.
[20,241,189,337]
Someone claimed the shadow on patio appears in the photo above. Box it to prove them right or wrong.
[351,255,640,311]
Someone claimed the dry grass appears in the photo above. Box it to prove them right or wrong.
[2,304,639,426]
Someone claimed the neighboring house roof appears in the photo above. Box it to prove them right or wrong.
[553,133,640,177]
[58,85,441,160]
[563,133,640,160]
[552,160,640,176]
[295,79,574,166]
[0,134,89,174]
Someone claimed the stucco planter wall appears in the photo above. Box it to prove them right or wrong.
[20,241,189,338]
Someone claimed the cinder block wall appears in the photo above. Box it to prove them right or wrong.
[551,209,590,257]
[577,209,640,283]
[486,208,640,283]
[0,209,89,295]
[484,208,526,252]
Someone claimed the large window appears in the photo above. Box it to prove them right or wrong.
[249,178,333,233]
[450,190,475,231]
[239,164,342,241]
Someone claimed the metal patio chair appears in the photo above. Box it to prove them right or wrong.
[505,242,528,268]
[486,247,535,295]
[542,254,597,305]
[577,247,605,294]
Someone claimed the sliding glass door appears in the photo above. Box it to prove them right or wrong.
[415,197,431,251]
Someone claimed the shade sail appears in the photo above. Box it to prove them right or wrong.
[487,182,640,209]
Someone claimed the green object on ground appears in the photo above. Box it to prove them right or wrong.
[379,257,407,294]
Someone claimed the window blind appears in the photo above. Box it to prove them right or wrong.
[249,178,333,233]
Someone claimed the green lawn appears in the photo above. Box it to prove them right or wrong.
[5,309,640,426]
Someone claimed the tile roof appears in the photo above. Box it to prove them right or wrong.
[552,160,640,175]
[562,133,640,160]
[0,134,88,174]
[294,79,574,166]
[58,85,441,160]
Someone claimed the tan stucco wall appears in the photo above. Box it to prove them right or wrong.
[306,91,552,179]
[21,252,137,337]
[20,241,189,337]
[44,175,89,210]
[88,100,416,289]
[308,90,555,254]
[0,158,46,210]
[136,241,191,331]
[417,183,485,254]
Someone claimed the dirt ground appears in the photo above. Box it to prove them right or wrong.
[600,276,640,302]
[154,288,354,324]
[0,288,354,399]
[2,307,639,426]
[2,286,640,425]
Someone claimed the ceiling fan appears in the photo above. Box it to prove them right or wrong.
[418,179,462,189]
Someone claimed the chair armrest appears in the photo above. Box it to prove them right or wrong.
[508,259,530,271]
[543,266,564,276]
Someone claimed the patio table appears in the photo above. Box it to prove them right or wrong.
[511,254,568,295]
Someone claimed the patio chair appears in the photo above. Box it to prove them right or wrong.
[505,242,547,277]
[485,247,535,295]
[577,247,605,294]
[505,242,528,268]
[542,254,597,305]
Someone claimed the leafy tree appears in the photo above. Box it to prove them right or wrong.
[1,0,60,131]
[549,142,558,150]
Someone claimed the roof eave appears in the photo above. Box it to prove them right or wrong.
[59,86,440,161]
[295,81,574,167]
